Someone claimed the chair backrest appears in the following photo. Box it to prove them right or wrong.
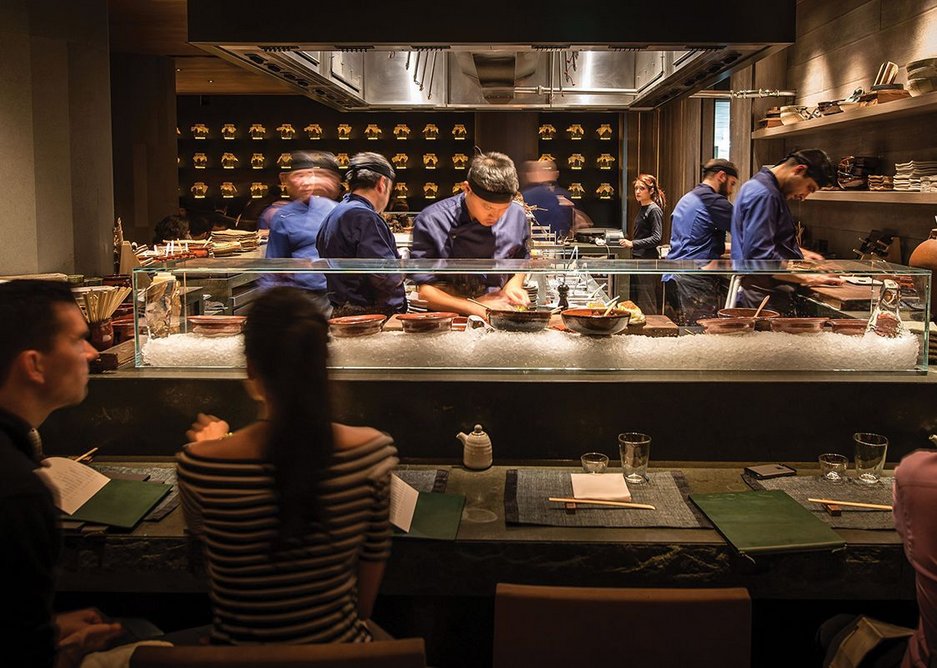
[130,638,427,668]
[493,583,751,668]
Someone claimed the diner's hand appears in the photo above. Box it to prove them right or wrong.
[56,622,123,668]
[187,413,230,442]
[619,238,634,248]
[56,609,108,639]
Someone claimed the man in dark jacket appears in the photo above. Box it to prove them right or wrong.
[0,280,122,668]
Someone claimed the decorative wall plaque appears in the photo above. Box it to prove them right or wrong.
[393,124,411,140]
[220,182,237,198]
[566,124,585,140]
[423,123,439,140]
[191,123,209,139]
[191,182,208,198]
[394,182,409,199]
[276,153,292,169]
[364,124,383,140]
[452,182,464,194]
[391,153,409,170]
[596,153,616,170]
[539,153,555,163]
[568,182,585,199]
[451,124,467,140]
[336,153,350,169]
[250,182,269,199]
[304,123,323,140]
[422,153,438,169]
[596,182,615,199]
[279,183,290,198]
[337,124,352,140]
[248,124,267,140]
[596,123,613,140]
[276,123,296,140]
[250,153,265,169]
[567,153,585,170]
[538,124,557,140]
[221,123,237,140]
[423,182,439,199]
[192,153,208,169]
[452,153,469,169]
[221,152,239,169]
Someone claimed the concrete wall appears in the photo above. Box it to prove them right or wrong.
[0,0,114,276]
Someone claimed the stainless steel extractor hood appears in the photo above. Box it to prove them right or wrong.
[188,0,795,110]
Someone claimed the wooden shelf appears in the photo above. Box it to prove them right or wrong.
[752,92,937,140]
[804,191,937,204]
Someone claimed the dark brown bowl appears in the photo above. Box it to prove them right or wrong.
[561,308,631,336]
[698,317,755,335]
[769,317,828,334]
[328,314,387,338]
[487,308,553,333]
[398,311,458,334]
[188,315,247,337]
[827,319,867,336]
[718,307,780,331]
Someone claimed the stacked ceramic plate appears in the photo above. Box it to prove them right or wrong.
[906,57,937,97]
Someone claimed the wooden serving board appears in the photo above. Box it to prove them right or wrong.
[623,314,679,337]
[809,284,876,310]
[90,340,136,372]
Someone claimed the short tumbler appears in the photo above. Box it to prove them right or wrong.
[818,453,848,484]
[854,433,888,485]
[619,432,651,484]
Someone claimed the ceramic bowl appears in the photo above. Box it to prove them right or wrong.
[697,317,755,335]
[328,314,387,338]
[187,315,247,337]
[908,77,937,97]
[397,311,458,334]
[827,319,867,336]
[561,308,631,336]
[769,317,829,334]
[487,308,553,333]
[717,307,780,331]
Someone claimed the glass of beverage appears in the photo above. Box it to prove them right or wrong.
[618,432,651,484]
[818,453,848,484]
[853,433,888,485]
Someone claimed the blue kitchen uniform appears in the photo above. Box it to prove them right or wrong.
[262,196,336,292]
[730,168,802,261]
[668,183,733,261]
[522,183,573,237]
[316,193,406,314]
[410,193,529,295]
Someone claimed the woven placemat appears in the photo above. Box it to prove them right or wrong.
[92,465,179,522]
[394,469,449,494]
[504,469,709,528]
[742,473,895,530]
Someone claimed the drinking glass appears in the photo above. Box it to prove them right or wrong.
[818,453,848,484]
[854,433,888,485]
[581,452,609,474]
[618,432,651,484]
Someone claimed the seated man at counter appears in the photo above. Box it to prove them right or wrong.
[411,151,530,318]
[316,152,407,317]
[0,280,123,668]
[262,151,342,316]
[730,148,841,312]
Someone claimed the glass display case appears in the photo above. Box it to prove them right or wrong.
[132,258,931,373]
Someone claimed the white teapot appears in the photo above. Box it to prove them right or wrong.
[456,424,492,470]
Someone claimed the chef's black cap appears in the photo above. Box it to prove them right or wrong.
[702,158,738,179]
[290,150,340,175]
[780,149,835,188]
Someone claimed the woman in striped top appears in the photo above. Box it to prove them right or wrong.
[176,287,398,645]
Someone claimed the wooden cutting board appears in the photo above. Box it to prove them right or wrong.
[623,314,679,337]
[809,284,876,310]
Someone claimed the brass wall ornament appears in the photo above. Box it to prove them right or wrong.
[391,153,409,170]
[221,152,239,169]
[596,124,613,140]
[276,123,296,140]
[393,124,411,140]
[568,182,585,199]
[248,123,267,140]
[250,182,269,199]
[221,123,237,140]
[304,123,322,140]
[423,182,439,199]
[279,183,290,198]
[596,182,615,199]
[422,153,438,169]
[276,153,292,169]
[596,153,616,170]
[394,182,409,199]
[451,124,467,140]
[539,153,555,163]
[423,123,439,140]
[452,153,469,169]
[566,124,585,140]
[364,124,383,140]
[538,124,557,140]
[220,182,238,198]
[452,182,464,194]
[191,182,208,198]
[337,124,352,140]
[567,153,585,170]
[192,153,208,169]
[191,123,209,139]
[336,153,350,169]
[250,153,265,169]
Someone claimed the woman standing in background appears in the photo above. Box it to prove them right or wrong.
[620,174,666,312]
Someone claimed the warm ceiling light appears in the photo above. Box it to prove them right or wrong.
[208,79,214,83]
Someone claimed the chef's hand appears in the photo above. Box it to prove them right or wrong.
[802,274,844,287]
[187,413,230,442]
[501,283,530,306]
[800,248,826,262]
[619,238,633,248]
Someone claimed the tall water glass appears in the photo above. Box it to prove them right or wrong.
[853,433,888,485]
[619,432,651,485]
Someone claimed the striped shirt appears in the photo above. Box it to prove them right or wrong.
[176,433,398,645]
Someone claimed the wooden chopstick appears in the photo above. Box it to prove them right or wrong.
[807,497,893,511]
[72,447,98,464]
[548,497,656,510]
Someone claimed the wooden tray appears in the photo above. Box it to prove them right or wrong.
[809,284,876,310]
[623,314,679,337]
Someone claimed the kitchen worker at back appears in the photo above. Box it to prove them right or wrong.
[410,151,530,319]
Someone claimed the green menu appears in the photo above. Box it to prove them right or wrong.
[396,492,465,541]
[69,479,170,529]
[691,490,846,556]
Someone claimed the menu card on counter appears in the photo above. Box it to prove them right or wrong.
[390,473,465,540]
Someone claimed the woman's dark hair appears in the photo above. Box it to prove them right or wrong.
[243,287,334,546]
[634,174,667,210]
[153,214,190,244]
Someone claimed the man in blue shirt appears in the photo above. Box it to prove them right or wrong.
[262,151,342,316]
[316,152,406,316]
[411,151,530,318]
[664,159,738,324]
[730,148,838,311]
[521,159,590,239]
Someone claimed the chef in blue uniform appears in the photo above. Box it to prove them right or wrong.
[316,152,406,317]
[411,151,530,319]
